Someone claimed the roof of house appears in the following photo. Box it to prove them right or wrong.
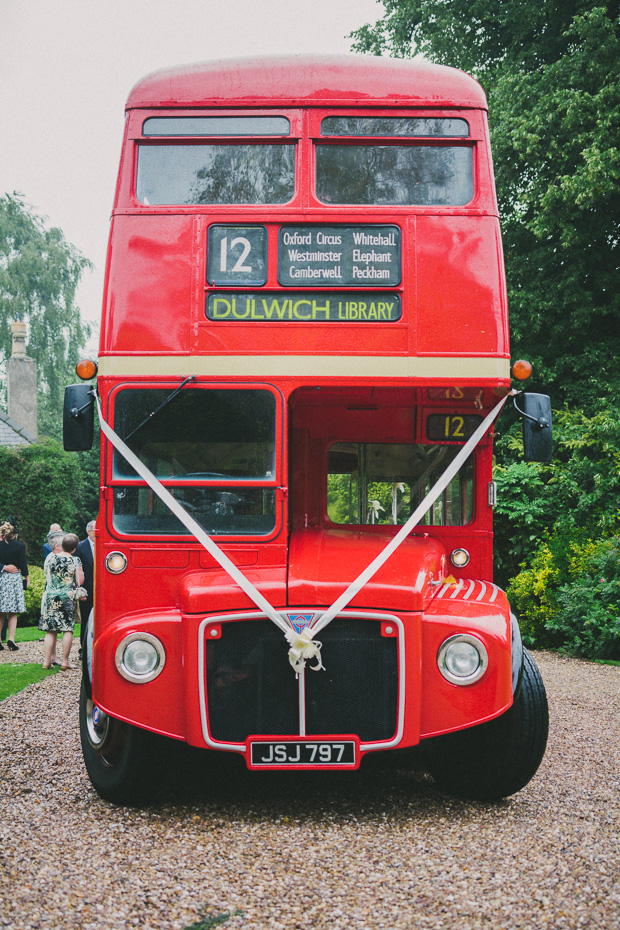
[0,410,35,447]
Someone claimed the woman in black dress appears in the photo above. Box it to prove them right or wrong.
[0,520,29,651]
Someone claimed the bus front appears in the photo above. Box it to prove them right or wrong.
[65,55,549,804]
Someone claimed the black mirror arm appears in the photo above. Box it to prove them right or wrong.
[513,392,550,431]
[70,389,97,418]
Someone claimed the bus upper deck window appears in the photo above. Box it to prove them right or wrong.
[316,145,473,206]
[142,116,291,136]
[136,144,295,205]
[321,116,469,137]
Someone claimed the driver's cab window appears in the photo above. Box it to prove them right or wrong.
[112,388,275,481]
[110,387,278,537]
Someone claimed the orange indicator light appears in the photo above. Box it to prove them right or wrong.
[511,359,533,381]
[76,359,98,380]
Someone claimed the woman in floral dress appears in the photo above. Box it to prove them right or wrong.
[40,533,85,670]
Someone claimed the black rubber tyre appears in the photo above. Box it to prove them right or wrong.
[79,681,160,804]
[426,649,549,801]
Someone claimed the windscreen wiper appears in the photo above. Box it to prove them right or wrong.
[124,375,196,443]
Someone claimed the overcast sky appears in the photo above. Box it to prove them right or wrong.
[1,0,383,350]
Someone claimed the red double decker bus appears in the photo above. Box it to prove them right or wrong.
[65,55,551,803]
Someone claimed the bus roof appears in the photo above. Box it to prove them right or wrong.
[126,54,488,111]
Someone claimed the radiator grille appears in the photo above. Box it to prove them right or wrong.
[205,617,398,743]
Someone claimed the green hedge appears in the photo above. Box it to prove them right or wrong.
[0,439,98,567]
[22,565,45,626]
[508,536,620,659]
[495,405,620,660]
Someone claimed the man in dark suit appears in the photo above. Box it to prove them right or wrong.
[75,521,95,648]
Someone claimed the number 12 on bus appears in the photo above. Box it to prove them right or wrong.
[64,55,552,805]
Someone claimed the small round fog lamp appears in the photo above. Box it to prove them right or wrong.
[438,634,488,685]
[105,551,127,574]
[450,548,470,568]
[115,633,165,683]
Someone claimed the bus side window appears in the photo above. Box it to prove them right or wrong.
[327,443,474,527]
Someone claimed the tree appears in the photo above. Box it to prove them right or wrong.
[0,439,93,566]
[493,404,620,585]
[352,5,620,656]
[0,193,92,436]
[352,3,620,407]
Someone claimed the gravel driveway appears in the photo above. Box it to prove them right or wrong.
[0,647,618,930]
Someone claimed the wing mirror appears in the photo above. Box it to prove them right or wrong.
[63,384,95,451]
[514,393,552,462]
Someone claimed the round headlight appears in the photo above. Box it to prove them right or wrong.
[106,551,127,574]
[115,633,165,683]
[450,547,470,568]
[124,641,158,676]
[437,634,488,685]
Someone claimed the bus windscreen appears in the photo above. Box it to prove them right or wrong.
[112,486,277,537]
[112,388,276,481]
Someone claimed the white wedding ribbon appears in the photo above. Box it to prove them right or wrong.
[95,388,512,671]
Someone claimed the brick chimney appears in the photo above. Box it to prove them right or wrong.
[7,320,37,438]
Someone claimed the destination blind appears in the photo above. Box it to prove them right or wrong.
[206,292,402,322]
[278,225,401,287]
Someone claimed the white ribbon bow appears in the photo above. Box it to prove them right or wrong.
[285,628,325,674]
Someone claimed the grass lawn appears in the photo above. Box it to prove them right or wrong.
[0,625,81,701]
[10,624,81,643]
[0,664,60,701]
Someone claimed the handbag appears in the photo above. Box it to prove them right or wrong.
[71,554,87,601]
